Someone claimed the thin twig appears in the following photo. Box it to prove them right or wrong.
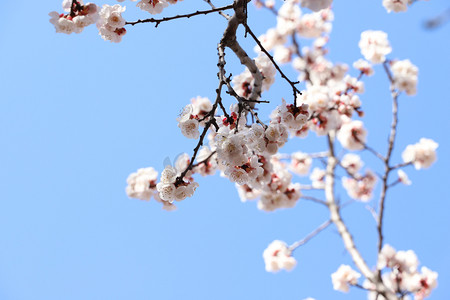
[126,5,234,27]
[204,0,232,19]
[289,219,332,252]
[390,161,412,170]
[191,150,217,168]
[300,195,327,206]
[243,24,302,106]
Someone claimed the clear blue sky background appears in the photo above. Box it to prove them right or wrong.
[0,1,449,299]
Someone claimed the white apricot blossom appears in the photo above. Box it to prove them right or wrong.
[300,0,333,12]
[126,167,158,200]
[177,104,200,139]
[353,59,374,76]
[342,170,377,201]
[136,0,169,14]
[276,0,301,36]
[402,138,438,169]
[391,59,418,95]
[341,153,363,174]
[376,245,438,299]
[331,264,361,292]
[310,167,326,189]
[290,152,312,175]
[156,165,198,203]
[263,240,297,272]
[337,120,367,150]
[359,30,392,64]
[97,4,127,42]
[383,0,408,13]
[49,2,99,34]
[397,169,411,185]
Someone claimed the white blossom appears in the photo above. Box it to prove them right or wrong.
[383,0,408,13]
[310,168,326,189]
[331,264,361,292]
[97,4,127,43]
[402,138,438,169]
[342,170,376,201]
[300,0,333,12]
[126,167,158,200]
[290,152,312,175]
[337,120,367,150]
[397,170,411,185]
[263,240,297,272]
[136,0,169,14]
[341,153,363,174]
[353,59,374,76]
[359,30,392,64]
[391,59,418,95]
[276,0,301,36]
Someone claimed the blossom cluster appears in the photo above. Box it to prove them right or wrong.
[263,240,297,272]
[402,138,438,170]
[331,264,361,292]
[382,0,430,13]
[49,0,99,34]
[367,245,438,300]
[177,97,213,139]
[50,0,182,42]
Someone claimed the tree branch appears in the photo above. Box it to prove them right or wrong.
[243,24,302,106]
[126,5,234,27]
[289,219,332,252]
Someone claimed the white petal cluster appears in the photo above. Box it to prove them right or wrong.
[126,167,158,200]
[378,244,418,273]
[353,59,374,76]
[337,120,367,150]
[276,0,302,35]
[233,156,301,211]
[382,0,408,13]
[273,45,292,64]
[341,153,363,174]
[263,240,297,272]
[126,167,177,211]
[359,30,392,64]
[258,180,301,211]
[49,2,99,35]
[190,96,213,122]
[177,104,200,139]
[342,170,377,201]
[156,165,199,203]
[256,28,287,52]
[300,0,333,12]
[331,264,361,292]
[255,53,277,92]
[270,99,309,135]
[224,155,264,185]
[310,167,326,189]
[402,138,438,169]
[296,9,334,38]
[215,128,249,167]
[97,4,127,43]
[136,0,169,15]
[391,59,419,95]
[376,245,438,299]
[397,169,411,185]
[290,152,312,175]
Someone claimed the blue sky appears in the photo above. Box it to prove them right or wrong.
[0,1,449,299]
